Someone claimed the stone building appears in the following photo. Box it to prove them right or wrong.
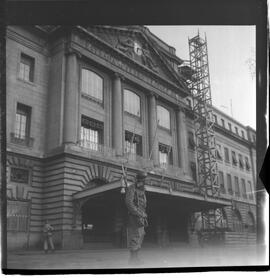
[6,25,256,250]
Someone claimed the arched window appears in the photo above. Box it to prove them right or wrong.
[232,209,243,232]
[81,69,103,102]
[124,89,141,117]
[157,105,170,130]
[246,212,255,232]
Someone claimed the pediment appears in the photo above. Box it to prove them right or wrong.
[85,26,186,88]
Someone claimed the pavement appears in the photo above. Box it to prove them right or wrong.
[6,245,268,270]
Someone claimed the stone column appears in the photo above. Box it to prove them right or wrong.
[148,93,159,166]
[112,73,123,156]
[176,106,189,175]
[63,51,79,145]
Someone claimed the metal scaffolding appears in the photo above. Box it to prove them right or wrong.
[187,32,223,233]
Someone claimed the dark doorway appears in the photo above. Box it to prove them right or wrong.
[143,193,189,246]
[81,190,127,248]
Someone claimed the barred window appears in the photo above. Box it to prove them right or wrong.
[81,69,103,102]
[157,105,170,130]
[124,89,141,117]
[80,116,103,151]
[19,53,35,82]
[7,200,30,232]
[10,168,29,184]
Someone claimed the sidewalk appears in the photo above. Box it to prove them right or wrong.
[7,245,267,270]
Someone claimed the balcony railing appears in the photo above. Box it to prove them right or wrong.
[10,132,34,147]
[79,140,116,157]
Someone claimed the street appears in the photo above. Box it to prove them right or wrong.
[6,245,267,270]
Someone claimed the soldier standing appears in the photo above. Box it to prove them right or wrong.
[43,219,55,253]
[125,171,148,265]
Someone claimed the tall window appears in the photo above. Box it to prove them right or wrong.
[245,157,251,171]
[247,181,253,200]
[219,171,225,193]
[157,105,170,130]
[239,154,244,169]
[124,131,142,159]
[232,209,243,232]
[241,130,245,139]
[159,143,172,167]
[246,212,255,232]
[19,53,35,82]
[228,122,232,131]
[124,89,141,117]
[232,151,238,166]
[241,178,247,198]
[190,162,197,181]
[224,147,230,163]
[221,119,225,127]
[188,131,195,150]
[81,69,103,102]
[235,126,238,135]
[216,144,223,160]
[80,116,103,151]
[213,114,217,123]
[234,176,240,197]
[227,174,233,195]
[15,103,31,140]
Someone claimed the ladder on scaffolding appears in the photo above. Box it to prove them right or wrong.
[187,32,223,235]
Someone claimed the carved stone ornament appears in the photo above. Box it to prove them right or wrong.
[141,44,159,73]
[115,37,135,58]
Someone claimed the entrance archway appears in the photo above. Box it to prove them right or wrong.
[78,180,127,248]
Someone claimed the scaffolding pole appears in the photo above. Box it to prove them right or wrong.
[188,32,223,233]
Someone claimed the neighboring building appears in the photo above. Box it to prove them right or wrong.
[6,25,256,250]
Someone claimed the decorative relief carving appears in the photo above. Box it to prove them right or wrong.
[115,37,134,58]
[141,44,159,73]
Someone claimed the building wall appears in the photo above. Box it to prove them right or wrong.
[6,25,257,250]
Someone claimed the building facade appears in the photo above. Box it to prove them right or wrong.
[6,25,256,250]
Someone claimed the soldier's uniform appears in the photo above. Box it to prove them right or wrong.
[125,171,148,264]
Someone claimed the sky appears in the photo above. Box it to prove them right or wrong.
[147,26,256,129]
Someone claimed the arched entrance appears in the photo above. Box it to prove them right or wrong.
[77,179,127,248]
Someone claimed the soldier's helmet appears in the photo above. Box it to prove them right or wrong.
[136,171,147,180]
